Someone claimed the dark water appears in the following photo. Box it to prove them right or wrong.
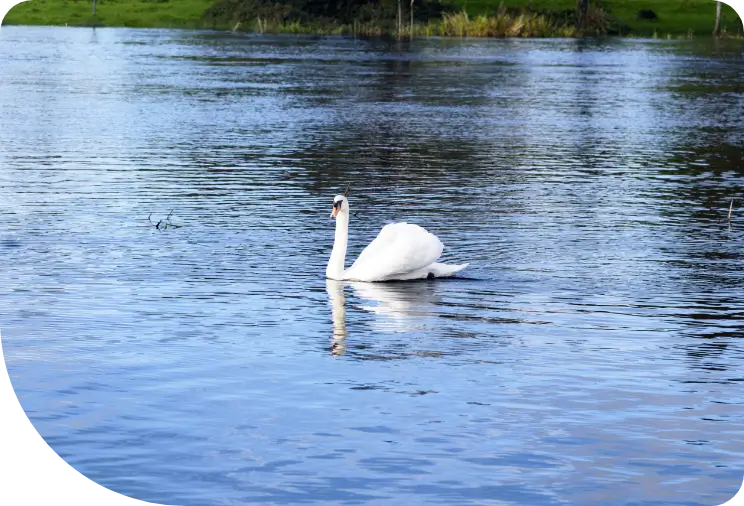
[1,26,743,505]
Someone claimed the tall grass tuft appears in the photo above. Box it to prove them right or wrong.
[203,0,612,38]
[418,10,578,38]
[226,9,612,38]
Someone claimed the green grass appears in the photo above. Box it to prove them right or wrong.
[452,0,743,36]
[2,0,742,37]
[3,0,217,28]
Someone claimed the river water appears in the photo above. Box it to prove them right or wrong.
[1,26,743,505]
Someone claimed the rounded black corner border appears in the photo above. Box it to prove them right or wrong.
[0,349,154,504]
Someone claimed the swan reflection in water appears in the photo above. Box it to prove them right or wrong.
[326,280,348,356]
[326,279,441,356]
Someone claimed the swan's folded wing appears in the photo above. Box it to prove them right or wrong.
[347,222,443,281]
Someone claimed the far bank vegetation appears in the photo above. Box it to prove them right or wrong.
[205,0,616,37]
[4,0,743,39]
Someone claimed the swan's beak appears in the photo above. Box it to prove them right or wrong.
[331,206,340,218]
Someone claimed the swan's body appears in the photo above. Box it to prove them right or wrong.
[326,195,468,282]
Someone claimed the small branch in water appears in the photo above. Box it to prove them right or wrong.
[148,210,182,231]
[728,198,734,221]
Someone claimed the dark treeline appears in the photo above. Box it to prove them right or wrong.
[205,0,449,29]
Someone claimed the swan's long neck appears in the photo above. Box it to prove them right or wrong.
[326,210,349,280]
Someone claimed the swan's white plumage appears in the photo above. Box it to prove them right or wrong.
[326,196,468,282]
[345,223,443,282]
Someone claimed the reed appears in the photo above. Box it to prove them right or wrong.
[428,10,577,37]
[221,9,606,38]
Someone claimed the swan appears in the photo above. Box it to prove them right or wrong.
[326,194,468,282]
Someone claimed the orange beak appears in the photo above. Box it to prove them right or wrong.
[331,206,340,218]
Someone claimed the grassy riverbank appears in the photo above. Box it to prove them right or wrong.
[481,0,742,36]
[3,0,216,28]
[3,0,742,37]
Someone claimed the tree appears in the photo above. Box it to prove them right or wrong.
[576,0,588,30]
[397,0,402,38]
[410,0,414,37]
[713,1,722,36]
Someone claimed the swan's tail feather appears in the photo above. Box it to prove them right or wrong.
[430,262,469,278]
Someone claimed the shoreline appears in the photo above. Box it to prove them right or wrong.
[3,23,744,41]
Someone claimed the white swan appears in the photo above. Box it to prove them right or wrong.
[326,195,468,282]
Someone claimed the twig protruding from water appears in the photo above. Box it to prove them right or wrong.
[148,210,181,231]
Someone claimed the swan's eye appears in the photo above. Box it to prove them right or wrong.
[333,201,342,209]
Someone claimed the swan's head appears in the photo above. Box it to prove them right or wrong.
[331,195,348,218]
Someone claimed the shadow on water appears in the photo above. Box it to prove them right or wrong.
[0,238,22,248]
